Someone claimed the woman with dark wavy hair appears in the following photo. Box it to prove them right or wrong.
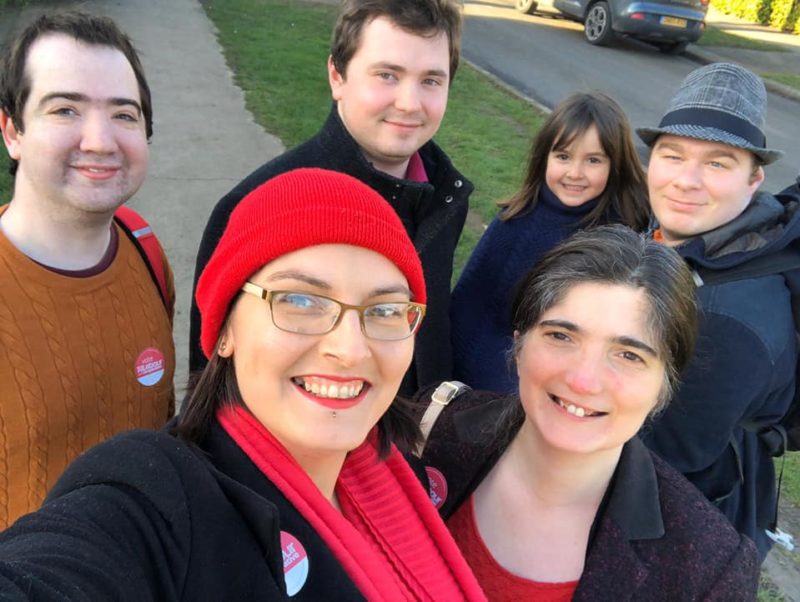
[419,225,759,601]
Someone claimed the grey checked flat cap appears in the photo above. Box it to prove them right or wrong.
[637,62,783,165]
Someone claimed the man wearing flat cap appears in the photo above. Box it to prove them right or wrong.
[638,62,798,561]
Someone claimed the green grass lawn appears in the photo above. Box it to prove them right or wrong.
[697,26,790,51]
[781,452,800,504]
[202,0,543,276]
[760,72,800,92]
[758,574,787,602]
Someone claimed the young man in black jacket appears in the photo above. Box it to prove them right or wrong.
[190,0,472,396]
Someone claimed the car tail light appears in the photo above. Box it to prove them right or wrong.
[630,12,645,20]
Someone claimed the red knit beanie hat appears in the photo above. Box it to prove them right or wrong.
[196,168,426,359]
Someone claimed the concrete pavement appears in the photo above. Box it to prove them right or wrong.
[2,0,284,395]
[96,0,284,396]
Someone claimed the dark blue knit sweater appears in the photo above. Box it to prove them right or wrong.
[451,185,600,392]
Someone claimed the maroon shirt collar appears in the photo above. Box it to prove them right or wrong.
[405,151,428,183]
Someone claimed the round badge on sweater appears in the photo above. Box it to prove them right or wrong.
[425,466,448,509]
[134,347,165,386]
[281,531,309,596]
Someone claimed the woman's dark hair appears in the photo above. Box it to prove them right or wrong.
[497,91,650,232]
[175,310,421,459]
[510,224,697,412]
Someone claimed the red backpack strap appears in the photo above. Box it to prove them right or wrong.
[114,206,172,315]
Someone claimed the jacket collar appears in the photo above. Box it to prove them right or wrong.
[604,436,664,540]
[451,398,665,541]
[573,437,662,600]
[431,395,665,600]
[700,191,786,257]
[317,104,435,190]
[319,102,472,191]
[673,191,800,267]
[539,182,601,217]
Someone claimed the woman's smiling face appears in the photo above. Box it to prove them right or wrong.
[516,282,666,456]
[220,244,414,464]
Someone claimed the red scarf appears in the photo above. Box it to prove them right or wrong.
[218,405,485,601]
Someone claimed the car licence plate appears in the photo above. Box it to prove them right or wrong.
[661,16,688,28]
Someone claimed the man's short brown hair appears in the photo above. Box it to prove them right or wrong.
[0,10,153,176]
[330,0,462,82]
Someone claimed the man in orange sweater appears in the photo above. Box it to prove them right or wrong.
[0,11,175,528]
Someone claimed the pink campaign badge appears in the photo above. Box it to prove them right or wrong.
[281,531,309,596]
[425,466,448,509]
[134,347,165,386]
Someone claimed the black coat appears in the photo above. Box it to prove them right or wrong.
[190,107,473,396]
[641,190,800,559]
[0,425,366,601]
[418,390,760,601]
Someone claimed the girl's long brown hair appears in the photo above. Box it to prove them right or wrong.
[498,91,650,231]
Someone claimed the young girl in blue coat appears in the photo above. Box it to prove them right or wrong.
[451,91,650,392]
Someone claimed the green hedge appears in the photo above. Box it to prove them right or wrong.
[711,0,767,22]
[711,0,800,34]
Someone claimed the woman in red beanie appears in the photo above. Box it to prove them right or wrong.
[0,168,486,602]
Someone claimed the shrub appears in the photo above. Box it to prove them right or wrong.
[711,0,800,32]
[711,0,769,22]
[768,0,800,30]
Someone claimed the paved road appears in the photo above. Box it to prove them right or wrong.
[462,0,800,190]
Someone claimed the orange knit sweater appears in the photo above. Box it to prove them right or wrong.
[0,216,175,528]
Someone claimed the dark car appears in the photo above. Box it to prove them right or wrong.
[516,0,709,54]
